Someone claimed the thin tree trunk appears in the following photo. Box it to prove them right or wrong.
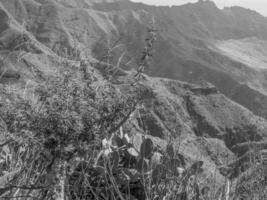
[225,179,230,200]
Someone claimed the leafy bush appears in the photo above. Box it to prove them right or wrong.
[0,59,146,199]
[0,51,208,200]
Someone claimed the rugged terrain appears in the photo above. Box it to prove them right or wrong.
[0,0,267,198]
[2,0,267,118]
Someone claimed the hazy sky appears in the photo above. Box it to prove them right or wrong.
[130,0,267,16]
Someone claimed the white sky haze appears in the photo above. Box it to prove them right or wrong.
[130,0,267,16]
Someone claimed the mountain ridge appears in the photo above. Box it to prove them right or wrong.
[2,0,267,117]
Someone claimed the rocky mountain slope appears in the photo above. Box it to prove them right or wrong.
[2,0,267,118]
[0,0,267,194]
[94,0,267,118]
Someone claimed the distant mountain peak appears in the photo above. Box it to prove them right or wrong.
[224,5,264,17]
[197,0,216,5]
[190,0,218,10]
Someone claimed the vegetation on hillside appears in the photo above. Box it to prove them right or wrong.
[0,16,266,200]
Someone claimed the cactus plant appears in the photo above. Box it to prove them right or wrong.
[140,138,154,159]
